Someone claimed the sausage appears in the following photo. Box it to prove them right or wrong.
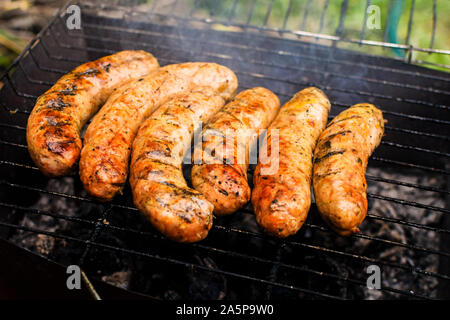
[192,87,280,215]
[130,88,226,242]
[26,50,159,177]
[252,87,331,238]
[80,62,238,201]
[312,103,384,236]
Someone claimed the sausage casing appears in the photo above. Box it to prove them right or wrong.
[130,88,226,242]
[80,62,238,201]
[252,87,331,237]
[26,50,159,176]
[192,87,280,215]
[313,103,384,236]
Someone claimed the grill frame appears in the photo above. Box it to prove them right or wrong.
[0,0,449,300]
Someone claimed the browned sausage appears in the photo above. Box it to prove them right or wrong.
[80,62,238,201]
[26,50,159,176]
[130,88,226,242]
[313,103,384,236]
[252,87,331,238]
[192,87,280,215]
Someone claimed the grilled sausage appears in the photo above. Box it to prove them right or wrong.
[252,87,331,238]
[192,87,280,215]
[130,88,226,242]
[313,103,384,236]
[80,62,238,201]
[26,50,159,177]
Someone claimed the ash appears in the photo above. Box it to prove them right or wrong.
[359,167,445,299]
[7,177,102,266]
[9,177,79,256]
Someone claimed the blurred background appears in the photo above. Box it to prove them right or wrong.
[0,0,449,84]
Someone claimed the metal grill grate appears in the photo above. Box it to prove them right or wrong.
[108,0,450,70]
[0,0,449,299]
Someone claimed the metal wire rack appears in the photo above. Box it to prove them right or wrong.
[0,0,449,299]
[103,0,450,70]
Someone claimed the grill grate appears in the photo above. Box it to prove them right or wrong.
[0,0,449,299]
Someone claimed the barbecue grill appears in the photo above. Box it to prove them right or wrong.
[0,0,449,300]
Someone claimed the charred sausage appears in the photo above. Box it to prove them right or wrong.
[192,87,280,215]
[313,103,384,236]
[252,87,331,237]
[130,88,226,242]
[26,50,159,176]
[79,62,238,201]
